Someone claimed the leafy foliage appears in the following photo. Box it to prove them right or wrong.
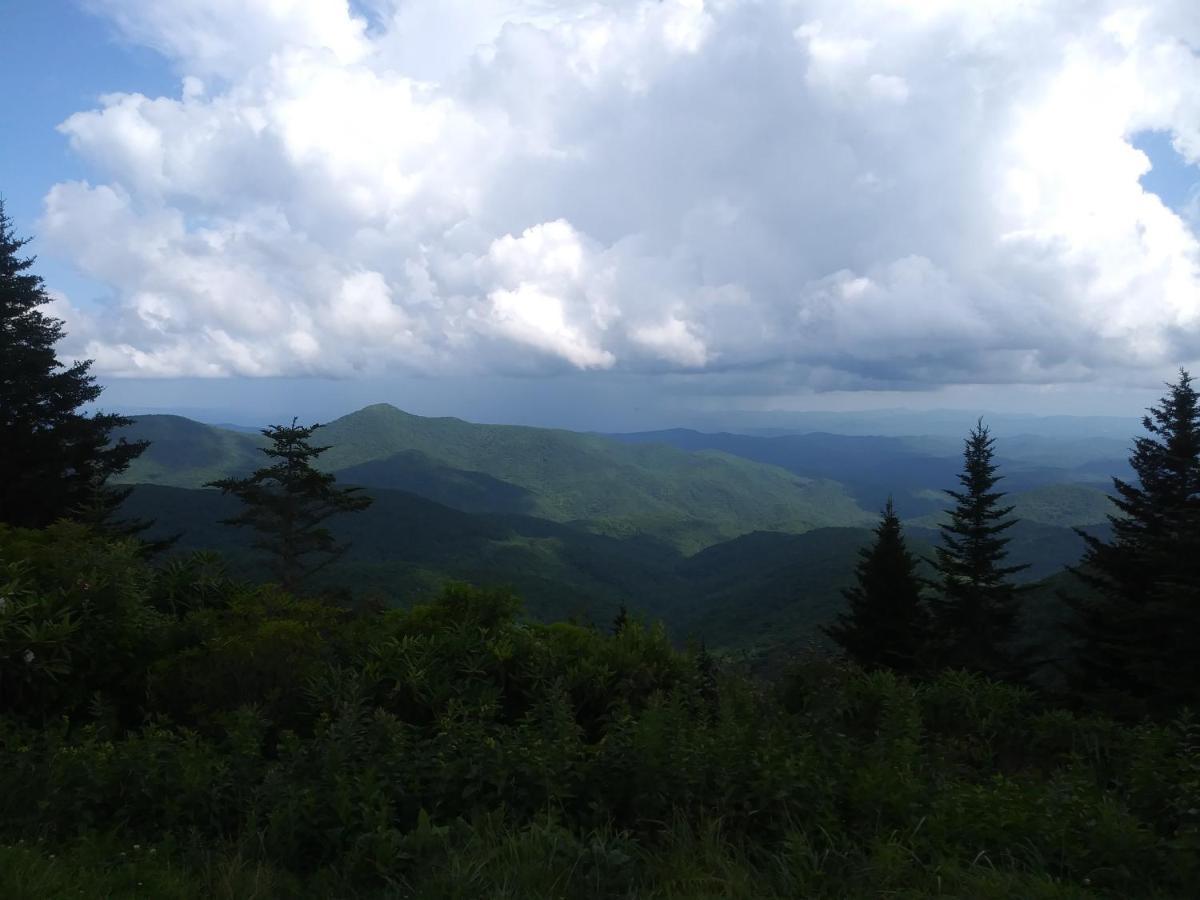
[1,524,1197,897]
[0,522,165,725]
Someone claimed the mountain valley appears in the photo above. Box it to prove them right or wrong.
[115,406,1118,650]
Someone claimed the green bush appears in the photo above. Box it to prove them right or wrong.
[149,585,347,731]
[1,524,1197,898]
[0,523,166,724]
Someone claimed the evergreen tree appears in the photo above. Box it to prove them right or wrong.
[695,639,719,713]
[207,420,373,593]
[928,420,1028,680]
[612,603,629,635]
[823,498,930,675]
[1065,370,1200,718]
[0,200,147,529]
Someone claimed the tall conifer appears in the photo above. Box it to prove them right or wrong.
[824,498,929,675]
[0,200,146,528]
[208,420,372,593]
[928,421,1028,679]
[1065,370,1200,717]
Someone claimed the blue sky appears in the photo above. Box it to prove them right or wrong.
[1132,130,1200,217]
[4,1,1200,428]
[1,0,174,304]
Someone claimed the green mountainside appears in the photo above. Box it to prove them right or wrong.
[318,405,873,549]
[112,414,265,488]
[1007,482,1116,527]
[669,526,1103,672]
[110,407,1125,651]
[125,484,1102,654]
[904,519,1106,582]
[605,427,1129,519]
[334,450,537,515]
[121,484,681,625]
[674,527,880,651]
[904,483,1115,529]
[895,484,1114,584]
[124,485,877,635]
[116,407,874,552]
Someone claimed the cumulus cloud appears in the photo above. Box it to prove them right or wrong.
[42,0,1200,390]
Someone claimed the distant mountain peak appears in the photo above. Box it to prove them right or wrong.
[338,403,473,426]
[344,402,409,418]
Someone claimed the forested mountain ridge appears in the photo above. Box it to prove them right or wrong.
[607,427,1127,516]
[115,406,876,552]
[116,406,1122,537]
[119,482,690,624]
[112,406,1124,646]
[904,482,1116,529]
[120,488,1104,649]
[121,481,883,638]
[110,414,267,487]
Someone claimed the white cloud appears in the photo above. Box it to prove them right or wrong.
[82,0,371,77]
[42,0,1200,391]
[481,220,616,370]
[631,317,709,368]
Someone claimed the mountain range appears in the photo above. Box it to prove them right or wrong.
[114,404,1121,648]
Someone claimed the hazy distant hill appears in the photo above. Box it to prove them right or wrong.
[117,406,874,552]
[613,429,956,515]
[906,520,1105,582]
[904,483,1115,529]
[887,484,1112,583]
[112,406,1126,651]
[115,414,265,488]
[706,409,1137,441]
[1002,483,1116,527]
[605,428,1126,517]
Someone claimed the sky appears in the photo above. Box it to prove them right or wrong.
[3,0,1200,430]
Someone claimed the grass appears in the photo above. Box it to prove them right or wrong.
[0,838,285,900]
[0,822,1147,900]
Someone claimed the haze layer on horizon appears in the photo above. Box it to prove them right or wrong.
[93,373,1151,438]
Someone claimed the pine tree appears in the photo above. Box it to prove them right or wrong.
[928,420,1028,680]
[611,603,629,635]
[1065,370,1200,718]
[207,420,372,593]
[695,639,719,712]
[0,200,147,529]
[823,498,930,675]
